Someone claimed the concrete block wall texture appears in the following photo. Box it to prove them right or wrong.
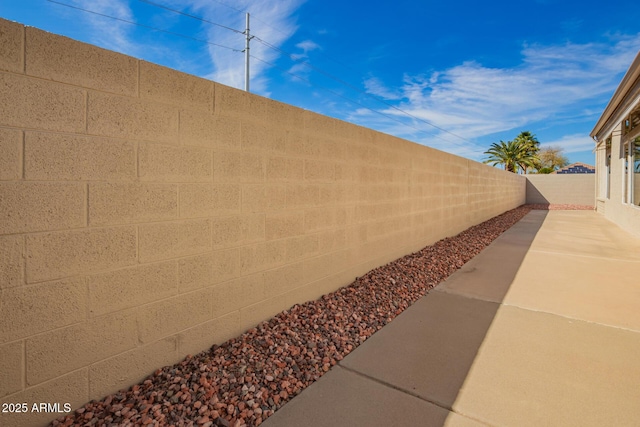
[0,18,525,426]
[525,175,596,206]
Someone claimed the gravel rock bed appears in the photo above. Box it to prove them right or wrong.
[526,203,593,210]
[51,205,533,427]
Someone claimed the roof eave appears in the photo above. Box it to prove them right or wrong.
[591,50,640,141]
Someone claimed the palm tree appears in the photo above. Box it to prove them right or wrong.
[513,131,540,173]
[483,140,536,173]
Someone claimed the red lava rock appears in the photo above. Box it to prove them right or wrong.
[49,206,533,427]
[526,203,592,210]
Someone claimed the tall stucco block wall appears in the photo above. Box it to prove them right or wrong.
[525,175,595,205]
[0,18,525,426]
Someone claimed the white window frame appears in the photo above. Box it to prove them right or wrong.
[622,140,630,204]
[623,108,640,207]
[632,137,640,208]
[606,141,611,200]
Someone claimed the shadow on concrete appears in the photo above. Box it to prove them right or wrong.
[525,179,550,204]
[263,210,548,427]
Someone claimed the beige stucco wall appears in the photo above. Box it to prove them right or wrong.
[595,123,640,238]
[525,174,595,205]
[0,18,525,426]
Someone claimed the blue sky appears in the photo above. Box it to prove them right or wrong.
[3,0,640,167]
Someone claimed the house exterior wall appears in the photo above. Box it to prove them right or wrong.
[591,50,640,239]
[0,18,525,426]
[525,175,595,205]
[594,123,640,238]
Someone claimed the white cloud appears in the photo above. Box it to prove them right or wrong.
[541,134,595,154]
[68,0,306,94]
[69,0,137,55]
[357,35,640,159]
[285,39,322,81]
[363,77,402,100]
[296,39,320,53]
[180,0,306,94]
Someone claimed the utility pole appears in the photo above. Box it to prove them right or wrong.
[243,13,251,92]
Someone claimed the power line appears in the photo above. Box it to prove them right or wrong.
[208,0,244,14]
[144,0,296,41]
[139,1,344,96]
[137,0,243,34]
[200,1,360,76]
[249,54,470,149]
[207,0,297,40]
[253,36,476,145]
[48,0,477,149]
[130,0,474,146]
[46,0,242,52]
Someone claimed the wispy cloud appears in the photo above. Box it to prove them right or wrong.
[363,76,402,100]
[69,0,137,55]
[295,40,320,54]
[62,0,307,95]
[541,134,595,154]
[286,39,321,79]
[357,35,640,158]
[182,0,307,94]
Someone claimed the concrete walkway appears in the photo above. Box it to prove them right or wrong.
[263,210,640,427]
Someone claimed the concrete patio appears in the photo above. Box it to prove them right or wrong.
[263,210,640,426]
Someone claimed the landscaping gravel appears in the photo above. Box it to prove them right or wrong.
[525,203,593,210]
[51,205,535,427]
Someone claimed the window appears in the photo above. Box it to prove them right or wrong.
[623,141,629,203]
[634,137,640,206]
[606,138,611,199]
[623,109,640,206]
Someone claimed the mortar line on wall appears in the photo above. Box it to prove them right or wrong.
[22,24,26,74]
[21,130,25,180]
[22,339,26,389]
[22,234,27,287]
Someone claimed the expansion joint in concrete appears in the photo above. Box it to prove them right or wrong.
[335,363,492,426]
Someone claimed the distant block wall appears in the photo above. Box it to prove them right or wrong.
[0,18,525,426]
[525,175,595,205]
